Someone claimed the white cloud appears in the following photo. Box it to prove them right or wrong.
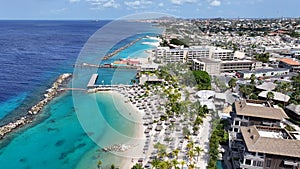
[124,0,153,9]
[69,0,80,3]
[50,8,67,14]
[158,2,164,7]
[210,0,221,6]
[103,0,119,8]
[86,0,120,8]
[169,0,197,5]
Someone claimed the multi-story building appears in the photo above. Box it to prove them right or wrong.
[165,49,187,63]
[236,68,290,78]
[192,58,221,74]
[220,60,254,72]
[230,100,288,138]
[154,47,170,63]
[154,46,233,63]
[187,46,211,62]
[279,58,300,72]
[239,125,300,169]
[212,47,234,60]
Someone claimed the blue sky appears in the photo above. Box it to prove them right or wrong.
[0,0,299,19]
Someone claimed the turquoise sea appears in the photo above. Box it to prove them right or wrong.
[0,20,161,169]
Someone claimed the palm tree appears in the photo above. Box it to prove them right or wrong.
[97,160,102,169]
[187,149,195,162]
[171,159,179,168]
[131,163,143,169]
[188,163,195,169]
[267,91,274,101]
[110,164,116,169]
[186,141,194,150]
[194,146,203,161]
[250,74,256,85]
[180,160,185,169]
[173,149,180,159]
[228,78,237,91]
[151,158,160,169]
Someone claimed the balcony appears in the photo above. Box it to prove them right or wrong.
[284,160,299,167]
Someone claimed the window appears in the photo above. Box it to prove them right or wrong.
[258,152,264,156]
[245,159,251,165]
[235,120,240,126]
[266,159,271,167]
[257,161,263,167]
[253,160,257,166]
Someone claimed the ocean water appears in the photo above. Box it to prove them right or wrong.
[0,20,160,169]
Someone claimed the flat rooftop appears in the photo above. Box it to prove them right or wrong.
[239,68,289,74]
[193,58,221,63]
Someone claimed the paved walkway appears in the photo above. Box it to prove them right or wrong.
[196,115,212,168]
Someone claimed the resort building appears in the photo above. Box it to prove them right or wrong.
[154,47,170,63]
[186,46,211,62]
[239,126,300,169]
[211,47,233,60]
[220,60,254,73]
[154,46,234,63]
[139,74,164,85]
[236,68,289,79]
[230,100,288,139]
[192,58,221,74]
[164,49,188,63]
[139,64,159,72]
[279,58,300,72]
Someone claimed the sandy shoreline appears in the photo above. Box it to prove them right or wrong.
[97,90,145,169]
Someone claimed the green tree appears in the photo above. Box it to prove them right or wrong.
[171,159,179,169]
[255,53,270,63]
[110,164,116,169]
[151,158,160,169]
[250,74,256,85]
[180,160,185,169]
[131,163,143,169]
[228,78,237,91]
[97,160,102,169]
[194,146,204,161]
[173,149,180,159]
[170,38,188,47]
[192,70,211,90]
[267,91,274,101]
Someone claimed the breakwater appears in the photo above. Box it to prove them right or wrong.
[75,63,139,69]
[102,37,143,60]
[0,73,72,139]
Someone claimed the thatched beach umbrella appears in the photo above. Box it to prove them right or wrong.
[155,125,163,131]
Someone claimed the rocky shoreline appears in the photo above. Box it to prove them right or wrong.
[102,144,137,152]
[0,73,72,139]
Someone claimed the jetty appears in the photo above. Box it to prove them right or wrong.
[74,63,140,70]
[86,74,133,91]
[102,37,143,60]
[0,73,72,139]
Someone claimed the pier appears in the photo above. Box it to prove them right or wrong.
[86,74,133,91]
